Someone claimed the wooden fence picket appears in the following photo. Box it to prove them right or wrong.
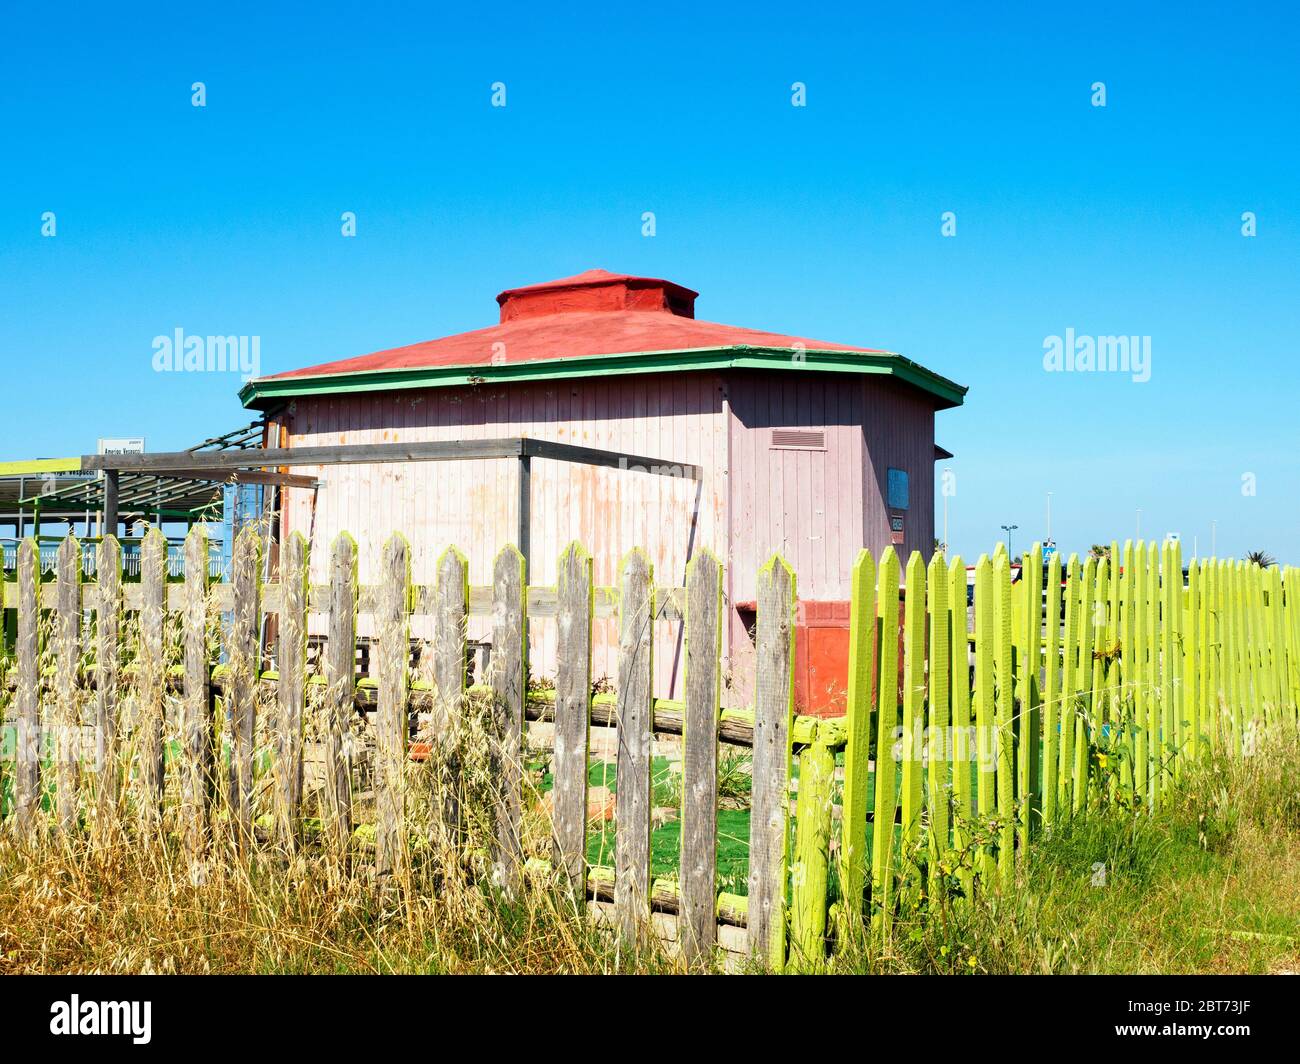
[926,551,950,882]
[1118,541,1136,802]
[947,555,973,894]
[1058,554,1081,814]
[1085,558,1109,807]
[973,554,995,883]
[275,532,309,848]
[181,528,212,858]
[94,536,122,830]
[614,549,653,936]
[1201,559,1218,752]
[790,733,834,971]
[993,551,1014,878]
[839,549,875,935]
[1131,544,1149,803]
[490,544,527,893]
[749,553,796,967]
[1184,559,1201,768]
[871,548,902,922]
[433,546,469,849]
[323,533,358,855]
[1019,542,1042,848]
[553,542,593,900]
[14,539,40,834]
[137,529,167,826]
[228,528,262,849]
[54,537,81,835]
[1072,555,1098,814]
[899,553,926,896]
[375,533,410,878]
[681,548,722,964]
[1159,541,1179,787]
[1042,551,1062,829]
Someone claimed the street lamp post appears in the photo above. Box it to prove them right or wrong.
[1000,523,1018,561]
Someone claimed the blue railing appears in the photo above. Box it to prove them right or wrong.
[0,539,226,580]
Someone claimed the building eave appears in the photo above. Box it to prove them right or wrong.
[240,345,968,411]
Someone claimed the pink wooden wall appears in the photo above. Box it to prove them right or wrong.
[278,369,938,706]
[279,372,728,700]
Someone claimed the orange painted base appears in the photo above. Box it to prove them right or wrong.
[794,600,852,718]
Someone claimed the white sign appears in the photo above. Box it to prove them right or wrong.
[98,437,146,455]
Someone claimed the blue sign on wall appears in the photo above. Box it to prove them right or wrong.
[887,467,910,511]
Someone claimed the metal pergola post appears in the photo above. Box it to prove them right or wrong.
[103,469,119,540]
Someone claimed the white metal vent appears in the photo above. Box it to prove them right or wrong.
[770,428,826,450]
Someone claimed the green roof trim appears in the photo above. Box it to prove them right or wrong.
[239,345,967,411]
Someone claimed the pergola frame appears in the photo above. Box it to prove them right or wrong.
[85,436,702,572]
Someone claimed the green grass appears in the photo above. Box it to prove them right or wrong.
[536,756,753,894]
[831,733,1300,974]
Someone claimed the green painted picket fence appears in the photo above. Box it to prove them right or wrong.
[839,538,1300,945]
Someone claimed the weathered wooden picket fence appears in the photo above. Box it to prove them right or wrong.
[1,529,1297,971]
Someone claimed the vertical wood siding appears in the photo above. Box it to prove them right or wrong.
[280,369,938,705]
[280,373,728,699]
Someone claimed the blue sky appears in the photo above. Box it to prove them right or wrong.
[1,1,1297,562]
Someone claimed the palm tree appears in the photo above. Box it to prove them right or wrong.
[1246,549,1277,569]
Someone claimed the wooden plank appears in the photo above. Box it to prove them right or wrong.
[1019,543,1042,847]
[138,528,167,825]
[789,734,834,971]
[927,550,951,884]
[13,540,41,833]
[53,537,82,835]
[1041,550,1062,829]
[973,554,996,882]
[1147,545,1164,804]
[748,553,796,968]
[227,528,262,849]
[871,549,902,922]
[490,544,527,892]
[94,536,122,830]
[375,534,411,878]
[681,548,722,964]
[275,531,309,848]
[993,551,1015,879]
[1131,543,1149,804]
[1201,559,1219,752]
[948,555,973,896]
[181,528,212,858]
[899,552,925,895]
[1159,542,1178,794]
[552,542,593,898]
[838,548,875,936]
[520,436,703,480]
[87,437,527,472]
[1185,558,1202,764]
[1076,556,1097,811]
[614,548,653,939]
[432,545,469,848]
[323,533,358,855]
[1058,554,1081,813]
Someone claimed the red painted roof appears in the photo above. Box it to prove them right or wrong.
[266,269,887,380]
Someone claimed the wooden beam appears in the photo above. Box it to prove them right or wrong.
[517,455,531,573]
[83,436,700,479]
[521,437,702,480]
[129,468,320,490]
[85,438,527,472]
